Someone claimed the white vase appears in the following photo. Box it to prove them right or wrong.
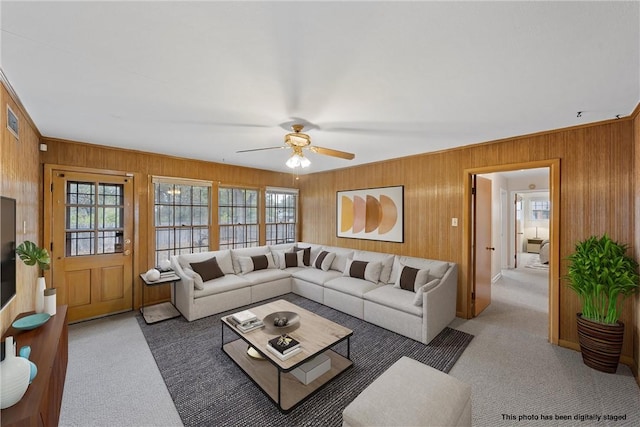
[0,336,31,409]
[35,277,46,314]
[44,288,57,316]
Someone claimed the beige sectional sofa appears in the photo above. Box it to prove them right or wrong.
[171,242,458,345]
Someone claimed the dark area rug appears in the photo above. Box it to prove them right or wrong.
[137,293,473,427]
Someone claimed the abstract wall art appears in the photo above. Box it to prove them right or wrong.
[336,185,404,242]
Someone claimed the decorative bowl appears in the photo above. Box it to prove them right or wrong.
[263,311,300,334]
[12,313,51,331]
[246,346,265,360]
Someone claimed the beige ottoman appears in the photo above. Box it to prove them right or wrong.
[342,356,471,427]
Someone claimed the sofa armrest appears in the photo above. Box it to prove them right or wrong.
[422,263,458,343]
[170,256,195,320]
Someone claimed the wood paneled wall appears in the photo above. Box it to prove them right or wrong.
[1,82,42,336]
[3,73,639,371]
[38,138,296,308]
[298,117,637,362]
[634,104,640,381]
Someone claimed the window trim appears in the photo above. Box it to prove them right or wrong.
[151,176,212,266]
[265,186,299,245]
[218,185,261,249]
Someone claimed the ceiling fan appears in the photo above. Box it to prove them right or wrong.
[236,124,355,168]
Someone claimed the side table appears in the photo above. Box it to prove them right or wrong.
[139,272,181,324]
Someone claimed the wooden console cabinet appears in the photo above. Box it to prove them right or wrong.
[1,305,68,427]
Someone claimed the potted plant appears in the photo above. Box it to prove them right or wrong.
[566,234,639,373]
[15,241,51,314]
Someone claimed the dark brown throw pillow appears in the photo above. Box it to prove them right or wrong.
[251,255,269,271]
[399,265,420,291]
[348,260,368,280]
[190,257,224,282]
[284,252,300,268]
[292,245,312,266]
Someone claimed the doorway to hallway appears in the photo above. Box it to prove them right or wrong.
[464,159,559,344]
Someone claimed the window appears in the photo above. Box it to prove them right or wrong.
[153,178,211,266]
[66,181,124,256]
[530,200,550,220]
[219,187,259,249]
[265,187,298,245]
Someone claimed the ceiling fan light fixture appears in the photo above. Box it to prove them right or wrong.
[285,151,310,169]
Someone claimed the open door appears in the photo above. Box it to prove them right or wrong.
[473,175,493,316]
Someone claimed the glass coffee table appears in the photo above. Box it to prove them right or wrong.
[221,299,353,413]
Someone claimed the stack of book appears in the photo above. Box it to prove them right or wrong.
[228,310,264,333]
[158,269,175,279]
[266,335,301,360]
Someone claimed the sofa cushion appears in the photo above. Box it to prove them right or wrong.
[238,254,276,274]
[193,274,252,299]
[273,250,304,269]
[343,259,383,284]
[362,285,423,316]
[389,256,450,283]
[189,257,225,283]
[268,242,295,253]
[393,265,429,292]
[177,250,234,275]
[324,276,380,299]
[321,246,355,272]
[291,268,342,285]
[353,250,395,283]
[292,245,312,266]
[241,268,291,285]
[231,246,271,274]
[313,250,336,271]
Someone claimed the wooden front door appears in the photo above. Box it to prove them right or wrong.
[50,170,134,322]
[473,175,492,316]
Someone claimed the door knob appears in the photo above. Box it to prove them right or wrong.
[486,247,495,251]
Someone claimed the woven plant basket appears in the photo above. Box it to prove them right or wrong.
[576,313,624,374]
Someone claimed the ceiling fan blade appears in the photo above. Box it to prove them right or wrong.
[236,146,286,153]
[309,146,355,160]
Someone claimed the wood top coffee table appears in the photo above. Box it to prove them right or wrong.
[221,299,353,413]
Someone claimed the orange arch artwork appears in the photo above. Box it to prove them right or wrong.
[337,186,403,242]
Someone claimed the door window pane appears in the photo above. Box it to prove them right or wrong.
[65,181,124,256]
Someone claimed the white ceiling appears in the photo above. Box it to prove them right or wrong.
[1,1,638,174]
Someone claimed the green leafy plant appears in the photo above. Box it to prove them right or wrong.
[566,234,639,324]
[15,240,51,272]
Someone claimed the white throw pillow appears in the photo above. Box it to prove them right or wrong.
[413,279,441,306]
[272,250,304,269]
[238,253,276,274]
[343,259,383,284]
[183,266,205,290]
[393,264,430,292]
[313,251,336,271]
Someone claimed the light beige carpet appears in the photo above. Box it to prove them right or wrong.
[449,263,640,426]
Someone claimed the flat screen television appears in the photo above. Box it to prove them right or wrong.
[1,196,16,310]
